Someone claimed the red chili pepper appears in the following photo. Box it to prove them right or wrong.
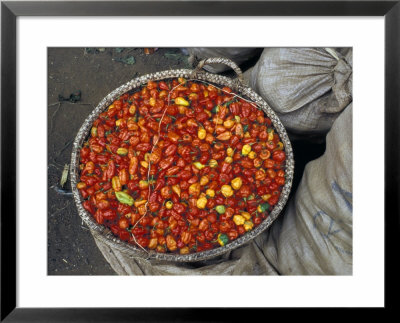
[177,170,192,180]
[164,144,177,157]
[132,227,147,236]
[229,135,240,147]
[129,156,139,175]
[158,81,169,90]
[106,160,116,180]
[80,147,90,159]
[268,182,278,192]
[265,140,276,150]
[219,173,230,185]
[272,150,286,162]
[148,202,160,212]
[159,156,175,170]
[241,159,253,169]
[275,176,285,186]
[167,131,180,143]
[82,201,95,214]
[173,203,186,214]
[135,143,151,152]
[94,209,104,224]
[102,209,117,220]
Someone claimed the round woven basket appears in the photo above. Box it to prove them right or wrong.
[70,58,294,262]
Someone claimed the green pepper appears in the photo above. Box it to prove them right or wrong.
[115,191,134,206]
[211,105,220,114]
[257,202,270,213]
[217,233,229,246]
[215,205,226,214]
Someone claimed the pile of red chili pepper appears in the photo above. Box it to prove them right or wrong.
[77,78,286,255]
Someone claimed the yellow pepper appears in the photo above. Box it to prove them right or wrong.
[91,127,98,137]
[196,196,208,209]
[225,156,233,164]
[112,176,122,192]
[76,182,86,190]
[226,147,234,157]
[188,93,198,101]
[241,144,252,156]
[115,119,123,127]
[233,215,245,226]
[276,141,284,150]
[165,201,173,209]
[248,151,257,159]
[175,97,189,106]
[231,177,243,190]
[180,246,190,255]
[172,184,181,197]
[244,132,251,138]
[140,160,149,169]
[241,212,251,220]
[117,147,128,156]
[262,194,271,201]
[138,180,149,190]
[193,161,205,170]
[206,189,215,198]
[178,105,187,115]
[221,185,234,197]
[209,159,218,168]
[244,221,254,231]
[128,104,136,115]
[149,97,156,107]
[223,119,235,129]
[108,104,115,111]
[198,128,206,140]
[189,183,201,197]
[199,176,209,186]
[148,238,158,250]
[268,129,274,141]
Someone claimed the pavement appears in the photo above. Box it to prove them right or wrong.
[47,47,325,275]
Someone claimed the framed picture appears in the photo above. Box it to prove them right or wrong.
[2,0,398,320]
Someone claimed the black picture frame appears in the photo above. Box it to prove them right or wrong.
[1,0,399,321]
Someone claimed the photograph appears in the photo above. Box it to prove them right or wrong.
[48,47,353,276]
[2,0,397,318]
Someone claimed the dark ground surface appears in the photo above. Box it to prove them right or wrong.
[47,47,325,275]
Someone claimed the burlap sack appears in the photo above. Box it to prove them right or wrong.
[256,104,353,275]
[184,47,263,73]
[249,47,352,136]
[92,229,278,275]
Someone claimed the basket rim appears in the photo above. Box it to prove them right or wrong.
[70,67,295,263]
